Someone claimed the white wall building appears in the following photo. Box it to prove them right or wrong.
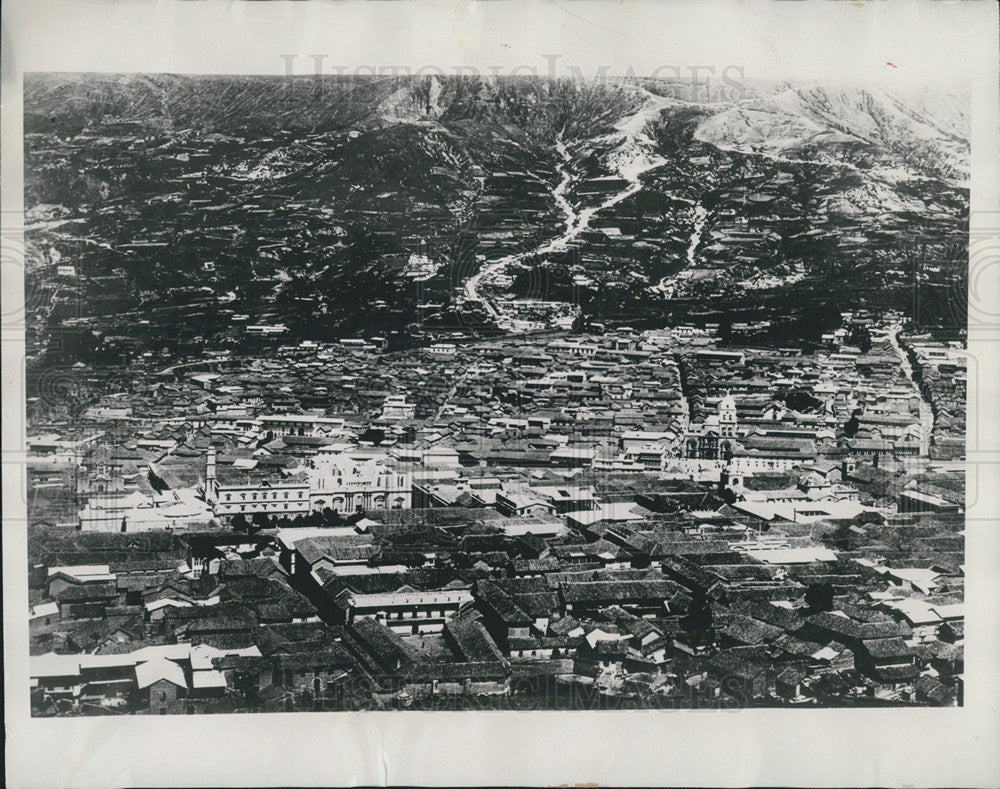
[379,395,417,421]
[308,450,411,512]
[259,414,349,438]
[204,448,412,518]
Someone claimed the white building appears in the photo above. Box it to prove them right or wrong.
[205,450,311,517]
[259,414,349,438]
[244,324,288,335]
[342,588,474,634]
[308,450,411,512]
[427,343,457,358]
[79,489,213,532]
[204,448,412,518]
[379,395,416,421]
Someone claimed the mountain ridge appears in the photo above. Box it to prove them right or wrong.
[22,73,969,364]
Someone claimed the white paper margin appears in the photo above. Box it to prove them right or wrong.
[3,1,999,786]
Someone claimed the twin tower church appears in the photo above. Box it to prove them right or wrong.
[683,392,739,461]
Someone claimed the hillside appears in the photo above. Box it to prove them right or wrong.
[22,73,969,367]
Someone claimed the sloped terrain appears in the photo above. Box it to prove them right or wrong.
[692,83,969,183]
[22,73,969,368]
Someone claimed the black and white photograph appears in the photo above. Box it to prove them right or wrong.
[3,1,999,786]
[19,68,973,714]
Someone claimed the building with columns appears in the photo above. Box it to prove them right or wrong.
[203,447,412,518]
[306,449,411,512]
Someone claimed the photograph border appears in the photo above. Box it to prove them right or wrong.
[3,1,999,786]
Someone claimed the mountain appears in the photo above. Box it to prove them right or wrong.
[22,73,969,365]
[24,72,643,139]
[690,82,969,184]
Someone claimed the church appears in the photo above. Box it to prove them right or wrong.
[683,392,738,461]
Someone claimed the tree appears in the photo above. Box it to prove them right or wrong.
[717,312,734,345]
[785,390,822,413]
[232,512,249,533]
[681,594,716,647]
[251,511,270,532]
[844,411,861,438]
[826,522,856,552]
[321,508,342,527]
[805,582,835,613]
[848,325,873,354]
[855,510,883,525]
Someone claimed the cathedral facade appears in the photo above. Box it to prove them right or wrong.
[683,393,738,461]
